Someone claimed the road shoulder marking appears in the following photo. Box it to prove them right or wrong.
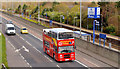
[75,60,88,67]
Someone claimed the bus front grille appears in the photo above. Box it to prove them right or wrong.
[64,54,70,58]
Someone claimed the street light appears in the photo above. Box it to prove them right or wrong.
[67,11,68,24]
[73,17,77,30]
[80,0,82,38]
[101,14,103,32]
[60,15,63,23]
[38,2,40,25]
[52,13,54,20]
[60,15,63,27]
[21,1,23,16]
[74,17,77,26]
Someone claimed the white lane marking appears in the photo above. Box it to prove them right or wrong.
[33,47,41,53]
[15,46,29,53]
[19,53,25,60]
[19,53,32,67]
[26,41,32,46]
[15,49,21,53]
[8,40,32,67]
[56,65,61,69]
[20,36,24,40]
[44,55,53,62]
[29,33,43,41]
[83,58,99,67]
[75,60,88,67]
[16,33,20,36]
[8,41,16,50]
[22,46,29,52]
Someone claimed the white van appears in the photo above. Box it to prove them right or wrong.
[6,24,16,35]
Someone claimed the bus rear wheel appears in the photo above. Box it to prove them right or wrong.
[53,54,55,60]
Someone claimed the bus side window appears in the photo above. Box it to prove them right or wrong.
[53,45,57,53]
[44,40,50,48]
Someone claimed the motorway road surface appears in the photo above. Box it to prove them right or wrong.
[0,17,88,69]
[0,12,117,69]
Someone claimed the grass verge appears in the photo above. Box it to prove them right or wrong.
[20,16,50,28]
[0,32,8,68]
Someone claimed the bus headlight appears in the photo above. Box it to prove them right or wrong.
[71,54,74,58]
[60,55,63,58]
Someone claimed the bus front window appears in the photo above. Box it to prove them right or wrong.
[58,46,74,53]
[59,32,73,39]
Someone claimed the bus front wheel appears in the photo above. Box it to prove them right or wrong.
[45,49,47,54]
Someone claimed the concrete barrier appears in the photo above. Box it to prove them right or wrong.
[75,38,120,64]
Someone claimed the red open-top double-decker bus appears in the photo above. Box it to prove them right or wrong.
[43,28,75,61]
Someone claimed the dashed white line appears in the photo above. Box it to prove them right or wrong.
[75,60,88,67]
[33,46,41,53]
[56,65,61,69]
[16,33,20,36]
[8,41,16,50]
[26,41,32,46]
[19,53,25,60]
[20,36,24,40]
[44,55,53,62]
[29,33,43,41]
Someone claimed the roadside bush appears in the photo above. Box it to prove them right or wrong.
[104,25,115,34]
[88,24,93,30]
[20,16,39,24]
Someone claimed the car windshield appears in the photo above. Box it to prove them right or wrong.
[58,46,74,53]
[59,32,73,39]
[22,28,27,30]
[8,27,14,30]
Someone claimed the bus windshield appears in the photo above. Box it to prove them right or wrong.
[59,32,73,39]
[58,46,74,53]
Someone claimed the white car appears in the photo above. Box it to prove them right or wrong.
[6,24,16,35]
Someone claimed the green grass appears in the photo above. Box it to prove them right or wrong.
[0,33,8,68]
[20,16,50,28]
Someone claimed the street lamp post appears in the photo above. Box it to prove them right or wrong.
[60,15,63,23]
[80,0,82,38]
[21,1,23,16]
[60,15,63,27]
[67,11,68,24]
[12,0,13,13]
[101,14,103,32]
[52,13,54,20]
[74,17,77,30]
[38,2,40,25]
[74,17,77,26]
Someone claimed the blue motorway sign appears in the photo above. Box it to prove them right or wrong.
[29,15,31,19]
[99,33,106,39]
[22,13,24,17]
[88,7,100,18]
[49,20,52,26]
